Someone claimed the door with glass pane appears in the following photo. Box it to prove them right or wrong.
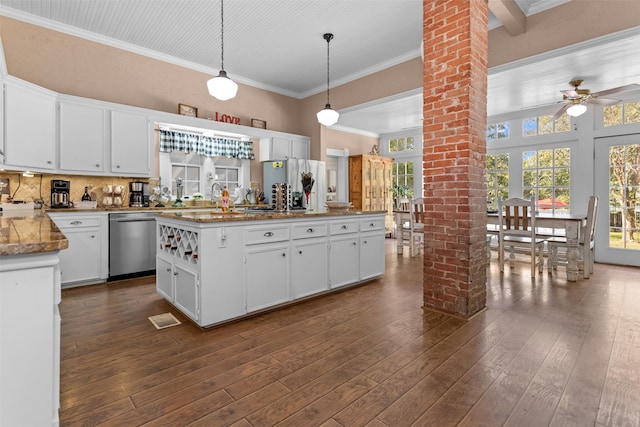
[594,134,640,266]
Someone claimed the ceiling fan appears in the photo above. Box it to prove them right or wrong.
[551,79,640,121]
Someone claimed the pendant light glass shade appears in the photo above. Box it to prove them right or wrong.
[317,33,338,126]
[317,104,339,126]
[207,70,238,101]
[208,0,237,101]
[566,103,587,117]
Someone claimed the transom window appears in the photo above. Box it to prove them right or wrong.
[523,114,571,137]
[486,121,510,141]
[389,137,415,153]
[522,148,571,212]
[486,153,509,210]
[603,100,640,126]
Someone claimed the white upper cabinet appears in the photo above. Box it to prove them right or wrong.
[111,109,153,176]
[58,99,107,173]
[259,136,310,161]
[3,80,56,170]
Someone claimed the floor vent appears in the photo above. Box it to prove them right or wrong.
[148,313,182,329]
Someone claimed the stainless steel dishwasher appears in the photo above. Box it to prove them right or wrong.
[109,212,157,279]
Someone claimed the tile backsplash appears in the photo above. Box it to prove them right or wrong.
[0,172,158,208]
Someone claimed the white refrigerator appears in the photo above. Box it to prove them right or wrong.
[262,159,326,210]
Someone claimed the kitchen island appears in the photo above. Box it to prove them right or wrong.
[0,210,67,427]
[155,209,386,327]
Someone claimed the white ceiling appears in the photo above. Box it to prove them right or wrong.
[2,0,640,135]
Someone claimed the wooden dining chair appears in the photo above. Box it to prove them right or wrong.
[398,197,424,256]
[498,196,546,278]
[547,195,598,278]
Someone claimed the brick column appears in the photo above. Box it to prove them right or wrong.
[422,0,488,318]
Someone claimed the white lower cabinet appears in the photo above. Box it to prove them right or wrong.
[245,243,290,312]
[291,239,328,298]
[173,264,199,321]
[156,213,384,327]
[0,252,61,427]
[48,213,108,287]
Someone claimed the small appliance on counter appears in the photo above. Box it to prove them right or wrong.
[129,181,149,207]
[51,179,70,208]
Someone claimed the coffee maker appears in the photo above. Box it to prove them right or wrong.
[51,180,70,208]
[129,181,149,207]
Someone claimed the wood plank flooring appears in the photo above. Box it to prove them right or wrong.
[58,240,640,426]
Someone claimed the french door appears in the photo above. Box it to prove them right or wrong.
[594,134,640,266]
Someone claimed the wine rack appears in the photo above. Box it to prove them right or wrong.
[158,224,199,264]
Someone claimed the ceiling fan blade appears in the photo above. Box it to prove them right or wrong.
[589,97,620,106]
[551,103,570,121]
[561,89,579,98]
[591,83,640,98]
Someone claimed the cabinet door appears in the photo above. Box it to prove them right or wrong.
[291,239,328,298]
[329,236,359,288]
[290,137,309,160]
[360,233,385,280]
[59,101,106,173]
[174,264,199,321]
[245,244,289,312]
[4,82,56,170]
[111,109,152,176]
[56,227,102,284]
[156,256,174,301]
[271,137,291,160]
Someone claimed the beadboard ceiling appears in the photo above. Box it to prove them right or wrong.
[2,0,640,135]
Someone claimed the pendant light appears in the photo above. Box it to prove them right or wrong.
[207,0,238,101]
[317,33,339,126]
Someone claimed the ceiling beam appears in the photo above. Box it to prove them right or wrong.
[488,0,526,36]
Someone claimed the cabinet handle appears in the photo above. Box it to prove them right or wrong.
[306,228,315,233]
[352,242,357,246]
[299,250,303,254]
[70,221,82,225]
[369,223,375,227]
[96,163,100,167]
[47,160,53,164]
[90,235,95,238]
[363,240,368,244]
[173,271,178,276]
[116,165,121,169]
[341,225,348,230]
[282,253,286,257]
[166,268,171,272]
[264,231,274,237]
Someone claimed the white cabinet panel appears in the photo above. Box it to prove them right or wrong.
[59,100,106,173]
[245,243,290,312]
[3,82,56,170]
[360,233,385,280]
[259,136,310,161]
[174,264,199,322]
[329,235,359,288]
[111,109,152,176]
[156,255,173,301]
[291,239,328,298]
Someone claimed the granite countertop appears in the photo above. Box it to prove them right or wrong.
[45,203,264,213]
[156,209,385,223]
[0,211,68,256]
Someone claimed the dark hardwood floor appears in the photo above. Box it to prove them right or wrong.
[59,240,640,426]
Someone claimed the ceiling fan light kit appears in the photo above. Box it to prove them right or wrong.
[551,79,639,121]
[317,33,339,127]
[208,0,237,101]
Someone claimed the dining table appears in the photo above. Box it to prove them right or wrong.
[487,211,588,281]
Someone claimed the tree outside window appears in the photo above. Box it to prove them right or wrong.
[486,153,509,210]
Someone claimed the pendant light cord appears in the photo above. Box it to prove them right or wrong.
[324,33,334,106]
[220,0,225,70]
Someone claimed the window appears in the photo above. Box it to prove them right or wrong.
[486,121,510,141]
[603,100,640,126]
[522,148,570,212]
[486,153,509,210]
[214,166,240,193]
[392,161,414,199]
[523,114,570,137]
[172,164,200,196]
[389,136,415,153]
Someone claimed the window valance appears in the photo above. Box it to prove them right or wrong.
[159,129,254,160]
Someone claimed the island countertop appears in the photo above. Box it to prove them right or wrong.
[154,209,385,223]
[0,211,69,256]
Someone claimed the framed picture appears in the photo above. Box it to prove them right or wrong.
[178,103,198,117]
[251,118,267,129]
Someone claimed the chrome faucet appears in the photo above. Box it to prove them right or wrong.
[211,182,223,207]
